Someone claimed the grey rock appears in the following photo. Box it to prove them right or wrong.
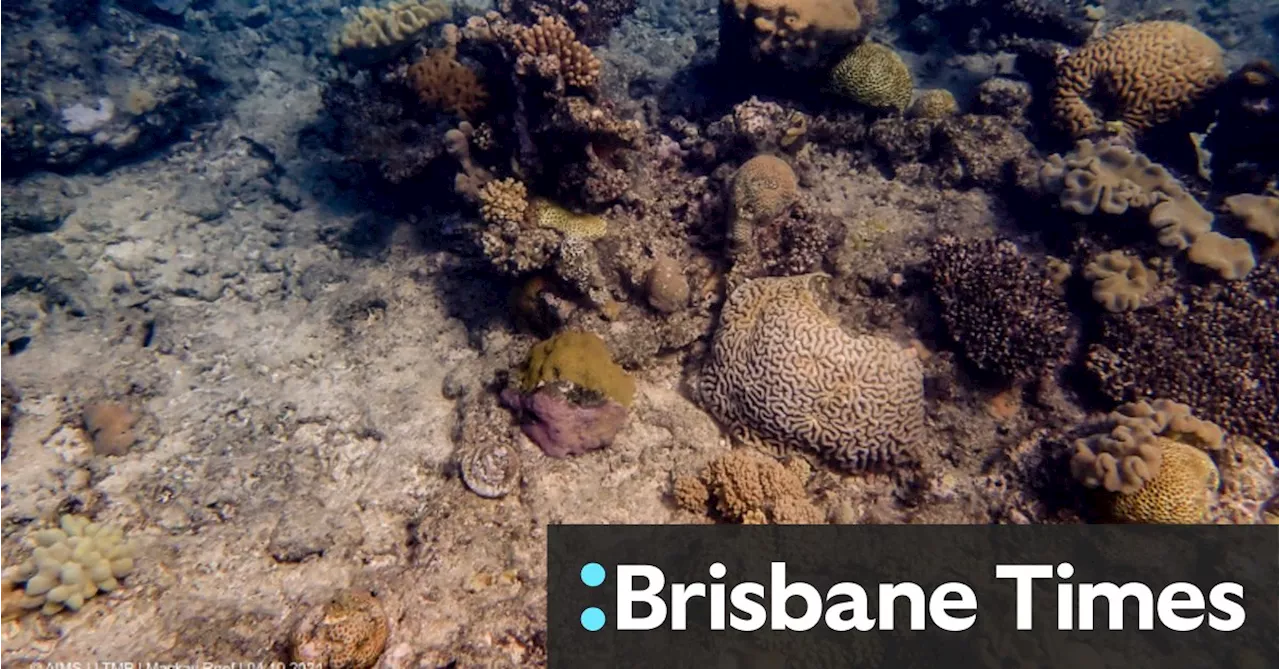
[268,498,335,562]
[175,179,227,221]
[1,174,77,233]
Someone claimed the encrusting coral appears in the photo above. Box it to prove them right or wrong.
[1040,139,1256,279]
[929,237,1072,381]
[696,274,925,471]
[83,401,138,456]
[406,47,488,118]
[518,331,634,406]
[1,514,138,618]
[332,0,450,56]
[532,198,607,239]
[290,589,390,669]
[1223,194,1279,254]
[828,41,914,112]
[718,0,878,71]
[1082,250,1154,312]
[674,450,823,524]
[1049,21,1226,139]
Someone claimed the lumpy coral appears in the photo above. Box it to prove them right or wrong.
[1086,262,1278,448]
[645,256,690,314]
[729,155,798,251]
[1106,438,1219,524]
[1223,194,1279,254]
[1040,140,1256,279]
[290,589,390,669]
[1,514,138,618]
[675,450,823,524]
[511,15,601,91]
[1070,399,1223,494]
[479,178,530,227]
[696,274,925,471]
[501,383,630,457]
[718,0,878,71]
[332,0,450,55]
[1049,21,1226,139]
[829,42,914,112]
[518,331,634,407]
[908,89,958,119]
[406,47,488,118]
[929,237,1072,381]
[1083,250,1154,312]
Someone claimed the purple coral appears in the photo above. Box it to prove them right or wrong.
[500,384,629,458]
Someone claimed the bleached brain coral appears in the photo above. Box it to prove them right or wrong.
[1050,21,1226,138]
[696,274,925,471]
[1,514,138,617]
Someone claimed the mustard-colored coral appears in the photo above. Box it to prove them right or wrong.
[479,178,529,227]
[532,198,607,239]
[519,331,635,407]
[512,15,601,90]
[290,589,389,669]
[694,450,823,524]
[908,88,958,119]
[729,155,798,248]
[1,514,138,618]
[1050,21,1226,139]
[1224,194,1279,253]
[722,0,877,71]
[1071,398,1224,494]
[1083,250,1154,312]
[332,0,449,54]
[407,47,488,118]
[696,274,925,471]
[1106,438,1219,523]
[829,42,914,112]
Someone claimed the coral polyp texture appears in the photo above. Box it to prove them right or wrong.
[332,0,450,55]
[928,237,1072,381]
[1040,139,1256,279]
[729,154,799,251]
[290,589,390,669]
[532,198,607,239]
[406,47,488,118]
[696,274,925,471]
[718,0,878,71]
[1049,21,1227,139]
[479,178,530,227]
[907,89,958,119]
[1,514,138,618]
[1070,398,1223,494]
[829,41,914,112]
[674,450,823,524]
[1106,438,1220,524]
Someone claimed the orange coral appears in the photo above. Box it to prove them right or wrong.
[407,47,488,118]
[511,15,601,90]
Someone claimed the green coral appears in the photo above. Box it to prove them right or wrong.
[518,331,635,407]
[532,198,607,239]
[829,42,914,112]
[1,514,138,617]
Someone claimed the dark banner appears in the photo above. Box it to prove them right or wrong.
[548,526,1277,668]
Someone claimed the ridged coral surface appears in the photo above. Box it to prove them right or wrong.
[696,274,924,470]
[829,42,914,112]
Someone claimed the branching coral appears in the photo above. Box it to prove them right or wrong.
[696,274,925,471]
[674,450,823,524]
[1049,21,1226,139]
[1,515,138,618]
[829,42,914,113]
[479,178,530,226]
[929,237,1072,381]
[510,15,601,91]
[718,0,878,71]
[1040,139,1256,279]
[1082,250,1154,312]
[407,47,488,118]
[332,0,450,56]
[500,0,638,45]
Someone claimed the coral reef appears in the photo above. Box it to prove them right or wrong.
[929,237,1072,381]
[829,42,914,113]
[509,15,602,91]
[290,589,390,669]
[1204,61,1278,192]
[1,515,138,618]
[901,0,1093,54]
[406,47,489,118]
[518,331,634,406]
[1040,139,1256,279]
[1107,438,1220,524]
[645,256,690,314]
[479,178,530,226]
[332,0,450,57]
[1086,262,1278,448]
[908,89,958,119]
[717,0,878,72]
[1049,21,1226,139]
[500,0,637,46]
[1070,398,1223,494]
[674,450,823,524]
[696,274,925,471]
[83,401,138,456]
[728,154,799,255]
[1082,250,1154,312]
[532,198,607,239]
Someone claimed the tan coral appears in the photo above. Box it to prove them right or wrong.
[290,589,390,669]
[1050,21,1226,138]
[1223,194,1279,254]
[1071,398,1224,494]
[406,47,488,118]
[479,178,530,227]
[696,274,925,471]
[1083,250,1154,312]
[698,450,823,524]
[332,0,450,54]
[511,15,601,90]
[829,41,914,112]
[721,0,878,71]
[729,155,798,249]
[1107,438,1219,523]
[908,89,958,119]
[532,198,607,239]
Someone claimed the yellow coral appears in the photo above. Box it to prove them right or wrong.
[519,331,635,407]
[829,41,913,112]
[0,514,138,618]
[1107,438,1219,523]
[512,15,601,90]
[407,47,488,118]
[908,88,958,119]
[1050,21,1226,138]
[479,178,529,227]
[532,198,607,239]
[332,0,449,54]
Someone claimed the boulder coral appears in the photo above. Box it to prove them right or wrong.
[729,155,799,251]
[1106,438,1220,524]
[718,0,878,71]
[696,274,925,471]
[828,41,914,112]
[1049,21,1226,139]
[290,589,390,669]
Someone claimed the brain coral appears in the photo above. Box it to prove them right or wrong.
[729,155,798,249]
[829,42,914,112]
[696,274,925,471]
[332,0,449,55]
[1106,437,1219,524]
[1,514,137,617]
[929,237,1073,381]
[290,589,389,669]
[1050,21,1226,138]
[719,0,878,71]
[1086,262,1278,448]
